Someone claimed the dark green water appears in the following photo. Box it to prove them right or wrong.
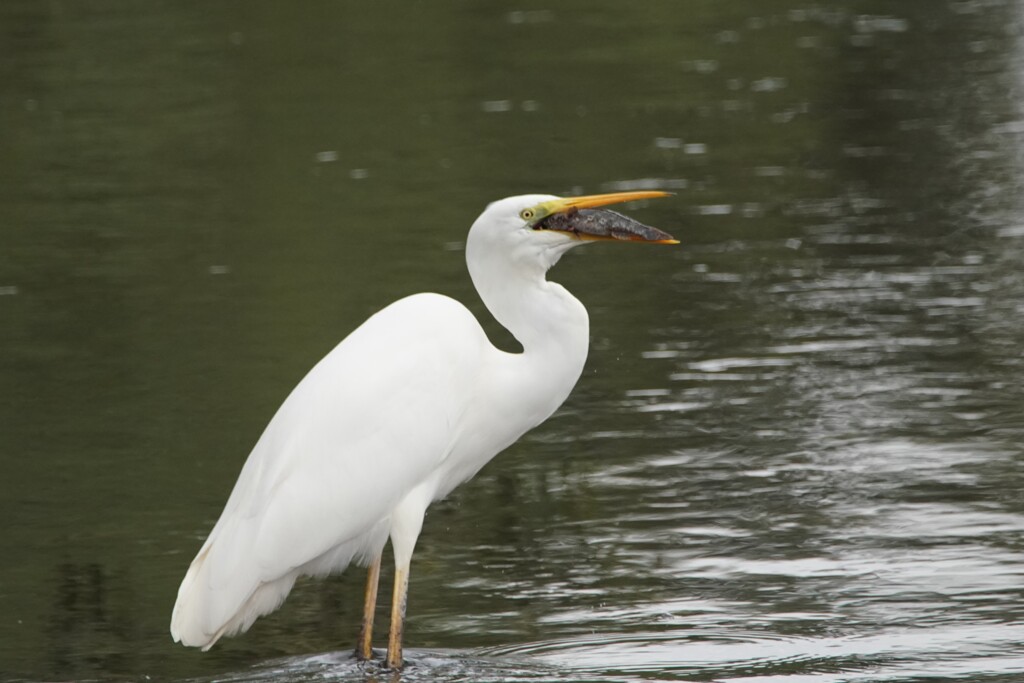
[2,2,1023,681]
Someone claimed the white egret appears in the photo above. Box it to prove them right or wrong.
[170,190,676,669]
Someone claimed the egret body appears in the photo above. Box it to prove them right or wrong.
[170,191,675,668]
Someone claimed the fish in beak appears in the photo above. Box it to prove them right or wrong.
[530,191,677,244]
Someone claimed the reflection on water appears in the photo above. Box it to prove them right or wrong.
[2,1,1024,682]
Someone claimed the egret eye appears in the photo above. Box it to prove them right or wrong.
[519,208,535,222]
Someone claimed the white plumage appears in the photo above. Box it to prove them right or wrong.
[170,192,673,667]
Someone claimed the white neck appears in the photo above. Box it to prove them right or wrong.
[466,237,590,428]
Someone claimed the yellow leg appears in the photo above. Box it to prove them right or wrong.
[385,565,410,670]
[355,555,381,660]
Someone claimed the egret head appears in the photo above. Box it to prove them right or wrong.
[467,190,676,274]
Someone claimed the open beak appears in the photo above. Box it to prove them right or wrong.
[533,190,678,244]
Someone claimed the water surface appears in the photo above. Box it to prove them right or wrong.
[2,2,1023,681]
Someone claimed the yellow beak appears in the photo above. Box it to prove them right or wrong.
[542,190,671,214]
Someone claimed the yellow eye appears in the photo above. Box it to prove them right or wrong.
[519,208,535,221]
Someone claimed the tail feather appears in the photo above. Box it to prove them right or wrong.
[170,522,390,648]
[171,539,301,649]
[170,545,217,647]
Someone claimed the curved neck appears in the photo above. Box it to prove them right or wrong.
[467,244,591,424]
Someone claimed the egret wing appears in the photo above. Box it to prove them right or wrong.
[172,293,488,646]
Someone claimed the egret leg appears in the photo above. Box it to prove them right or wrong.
[385,486,429,670]
[385,564,410,669]
[355,555,382,660]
